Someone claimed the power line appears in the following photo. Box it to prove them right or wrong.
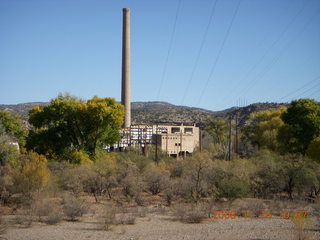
[180,0,219,105]
[306,88,320,99]
[232,6,320,105]
[292,81,320,100]
[219,0,309,107]
[277,75,320,102]
[156,0,182,100]
[196,0,242,106]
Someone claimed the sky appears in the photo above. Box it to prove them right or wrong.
[0,0,319,111]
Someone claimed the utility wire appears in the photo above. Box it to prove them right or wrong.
[277,75,320,102]
[229,6,320,106]
[306,89,320,99]
[292,81,320,100]
[220,0,309,107]
[156,0,182,100]
[196,0,242,106]
[180,0,219,105]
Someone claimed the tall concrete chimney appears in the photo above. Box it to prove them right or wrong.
[121,8,131,128]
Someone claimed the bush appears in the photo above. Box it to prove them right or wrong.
[98,205,116,231]
[116,213,136,225]
[62,194,88,221]
[116,159,145,200]
[0,214,6,236]
[44,210,63,225]
[217,177,251,200]
[32,198,62,224]
[144,166,170,195]
[11,152,50,202]
[14,213,33,228]
[32,199,53,222]
[173,203,207,223]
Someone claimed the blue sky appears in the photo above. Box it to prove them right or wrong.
[0,0,319,111]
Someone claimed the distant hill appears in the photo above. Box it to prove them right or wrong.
[0,101,286,129]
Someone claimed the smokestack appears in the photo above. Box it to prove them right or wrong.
[121,8,131,128]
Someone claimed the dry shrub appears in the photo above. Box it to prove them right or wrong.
[98,204,116,231]
[116,213,136,225]
[14,213,32,228]
[62,194,88,221]
[292,217,313,240]
[32,198,53,222]
[0,215,7,236]
[132,207,147,217]
[44,210,63,225]
[32,198,63,224]
[144,167,170,195]
[173,203,207,223]
[97,204,137,231]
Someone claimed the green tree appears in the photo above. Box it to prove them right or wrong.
[241,108,286,151]
[26,93,124,157]
[279,99,320,154]
[206,118,228,144]
[0,110,27,146]
[206,118,229,159]
[306,137,320,163]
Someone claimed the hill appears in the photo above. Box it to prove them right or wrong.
[0,101,286,128]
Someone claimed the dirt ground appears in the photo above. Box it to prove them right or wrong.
[2,211,320,240]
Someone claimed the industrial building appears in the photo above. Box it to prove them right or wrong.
[108,123,200,157]
[113,8,200,157]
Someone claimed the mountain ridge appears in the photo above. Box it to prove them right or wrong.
[0,101,286,128]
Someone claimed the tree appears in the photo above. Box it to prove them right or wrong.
[241,108,286,152]
[26,93,124,157]
[206,118,229,159]
[307,137,320,163]
[0,110,27,146]
[279,99,320,154]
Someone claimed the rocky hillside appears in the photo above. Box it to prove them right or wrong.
[0,101,286,129]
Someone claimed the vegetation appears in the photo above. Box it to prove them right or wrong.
[0,110,27,146]
[0,97,319,234]
[26,93,124,158]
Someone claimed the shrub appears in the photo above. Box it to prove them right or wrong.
[144,166,170,195]
[32,199,53,222]
[14,213,33,228]
[173,203,207,223]
[0,215,6,236]
[62,194,88,221]
[116,159,145,200]
[58,165,89,197]
[11,152,50,202]
[217,177,251,200]
[292,217,313,240]
[98,205,116,231]
[116,213,136,225]
[44,210,63,225]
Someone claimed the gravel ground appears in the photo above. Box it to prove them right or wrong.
[2,213,320,240]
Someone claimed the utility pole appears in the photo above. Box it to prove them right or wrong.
[199,128,202,152]
[228,115,232,161]
[235,112,239,155]
[155,125,158,164]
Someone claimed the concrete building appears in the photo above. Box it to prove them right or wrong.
[108,123,200,157]
[152,123,200,157]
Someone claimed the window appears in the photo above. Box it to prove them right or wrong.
[184,127,193,134]
[171,127,180,133]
